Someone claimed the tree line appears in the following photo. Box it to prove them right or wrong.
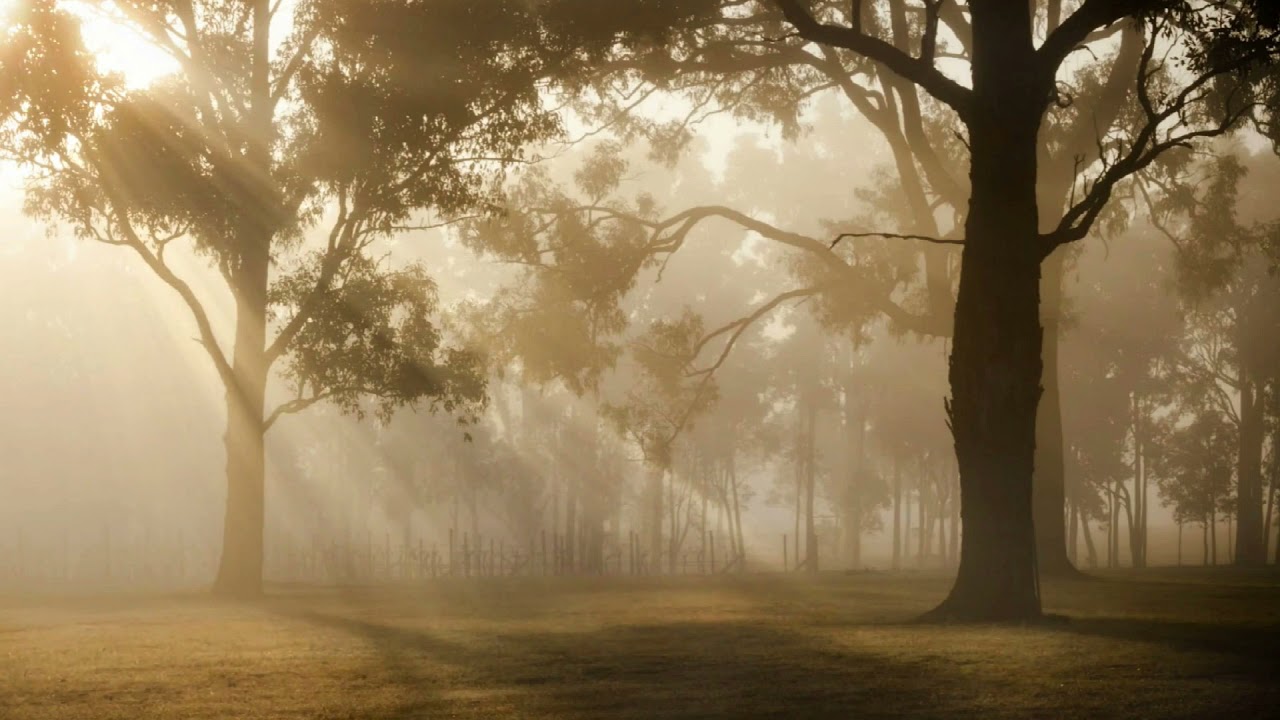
[1,0,1276,621]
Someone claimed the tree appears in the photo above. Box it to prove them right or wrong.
[1155,405,1237,565]
[765,1,1278,617]
[0,0,605,594]
[1152,149,1280,565]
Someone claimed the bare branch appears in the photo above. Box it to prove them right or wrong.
[1039,0,1166,81]
[831,231,963,247]
[264,390,332,430]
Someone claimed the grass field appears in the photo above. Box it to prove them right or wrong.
[2,568,1278,719]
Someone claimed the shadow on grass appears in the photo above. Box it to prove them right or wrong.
[277,608,975,720]
[1048,616,1280,667]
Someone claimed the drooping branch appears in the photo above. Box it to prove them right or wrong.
[688,285,831,379]
[103,204,237,393]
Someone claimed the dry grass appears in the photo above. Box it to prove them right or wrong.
[2,568,1278,719]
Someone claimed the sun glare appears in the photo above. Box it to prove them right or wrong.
[57,2,178,89]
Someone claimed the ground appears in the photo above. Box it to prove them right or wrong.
[2,568,1278,719]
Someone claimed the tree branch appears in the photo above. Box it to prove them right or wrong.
[1038,0,1165,81]
[772,0,973,120]
[831,231,963,247]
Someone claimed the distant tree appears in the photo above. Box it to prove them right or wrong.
[1155,408,1237,565]
[1152,150,1280,565]
[501,1,1278,618]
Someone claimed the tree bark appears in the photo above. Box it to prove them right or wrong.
[1035,246,1080,577]
[212,224,270,598]
[212,0,276,598]
[929,2,1043,621]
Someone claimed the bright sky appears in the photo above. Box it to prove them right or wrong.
[0,0,176,87]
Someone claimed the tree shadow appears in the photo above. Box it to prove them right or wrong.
[276,607,977,720]
[1044,615,1280,668]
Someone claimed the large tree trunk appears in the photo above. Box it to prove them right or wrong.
[930,3,1043,621]
[211,0,274,598]
[212,231,270,598]
[1235,375,1267,565]
[1034,246,1080,577]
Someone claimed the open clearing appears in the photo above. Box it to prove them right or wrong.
[2,569,1278,719]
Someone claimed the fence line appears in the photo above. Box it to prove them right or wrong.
[0,526,747,589]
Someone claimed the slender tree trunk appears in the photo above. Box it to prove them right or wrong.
[1211,512,1218,566]
[804,399,818,573]
[728,455,745,568]
[583,403,605,575]
[668,467,678,574]
[1130,391,1146,569]
[646,463,663,574]
[1079,509,1098,570]
[1108,481,1117,568]
[1203,518,1210,566]
[843,373,865,569]
[892,454,902,571]
[793,418,803,569]
[917,459,927,566]
[1227,512,1234,560]
[1067,498,1079,566]
[1236,376,1267,564]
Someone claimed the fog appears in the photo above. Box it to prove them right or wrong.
[1,2,1278,717]
[4,107,1274,589]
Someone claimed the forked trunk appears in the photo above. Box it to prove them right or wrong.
[211,0,274,598]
